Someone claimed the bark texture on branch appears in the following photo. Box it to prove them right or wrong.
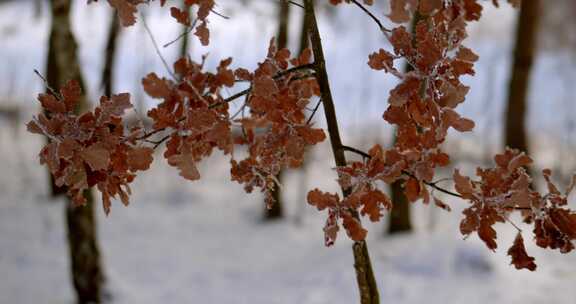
[304,1,380,303]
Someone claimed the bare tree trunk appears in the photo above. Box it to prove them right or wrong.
[504,0,540,155]
[387,179,412,233]
[304,1,379,302]
[45,19,67,197]
[179,1,191,60]
[66,192,104,304]
[265,0,291,220]
[47,1,104,303]
[387,12,422,235]
[298,0,311,54]
[102,10,120,97]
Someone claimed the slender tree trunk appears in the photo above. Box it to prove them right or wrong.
[102,11,120,97]
[179,1,191,60]
[504,0,540,154]
[47,1,104,303]
[277,1,290,50]
[66,192,104,304]
[265,0,291,220]
[45,20,67,197]
[298,0,312,54]
[304,1,379,303]
[387,13,421,235]
[387,179,412,233]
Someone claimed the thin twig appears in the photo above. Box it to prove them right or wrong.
[153,135,171,149]
[350,0,391,33]
[339,144,463,198]
[280,0,304,9]
[340,145,370,159]
[141,13,177,80]
[306,99,322,125]
[163,18,198,48]
[210,8,230,19]
[210,63,316,109]
[34,69,61,99]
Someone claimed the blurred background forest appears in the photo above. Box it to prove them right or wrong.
[1,0,576,303]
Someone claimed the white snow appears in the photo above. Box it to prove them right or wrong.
[1,1,576,303]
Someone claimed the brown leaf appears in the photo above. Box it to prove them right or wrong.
[60,80,82,111]
[168,151,201,181]
[463,0,483,21]
[404,177,421,202]
[127,147,154,171]
[26,120,43,135]
[307,189,339,210]
[434,197,451,211]
[508,152,532,172]
[452,117,475,132]
[368,49,396,73]
[342,212,367,241]
[298,127,326,145]
[549,208,576,239]
[142,73,172,99]
[453,169,475,198]
[80,143,110,171]
[252,75,278,98]
[460,207,479,236]
[456,46,479,62]
[108,0,138,26]
[389,76,419,106]
[170,6,190,26]
[360,189,391,221]
[195,21,210,46]
[508,233,537,271]
[388,0,413,23]
[418,0,442,15]
[478,219,498,251]
[107,93,132,117]
[38,93,65,113]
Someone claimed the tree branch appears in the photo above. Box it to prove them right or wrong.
[350,0,391,34]
[304,1,380,303]
[210,63,316,109]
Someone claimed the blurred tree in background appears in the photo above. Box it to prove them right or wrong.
[45,0,105,302]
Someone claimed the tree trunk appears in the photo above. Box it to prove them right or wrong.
[387,12,422,235]
[265,0,291,220]
[298,0,312,54]
[66,192,104,304]
[304,1,380,302]
[45,22,67,197]
[102,10,120,97]
[47,1,105,303]
[504,0,540,154]
[179,1,191,60]
[387,180,412,233]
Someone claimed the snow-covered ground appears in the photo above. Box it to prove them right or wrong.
[1,0,576,303]
[2,128,576,304]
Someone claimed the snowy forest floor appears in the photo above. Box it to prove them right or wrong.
[1,0,576,303]
[1,130,576,304]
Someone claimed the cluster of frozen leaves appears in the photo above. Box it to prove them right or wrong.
[231,41,323,206]
[89,0,213,45]
[27,81,153,214]
[30,0,576,272]
[313,0,481,247]
[309,0,576,271]
[30,7,323,217]
[454,149,576,271]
